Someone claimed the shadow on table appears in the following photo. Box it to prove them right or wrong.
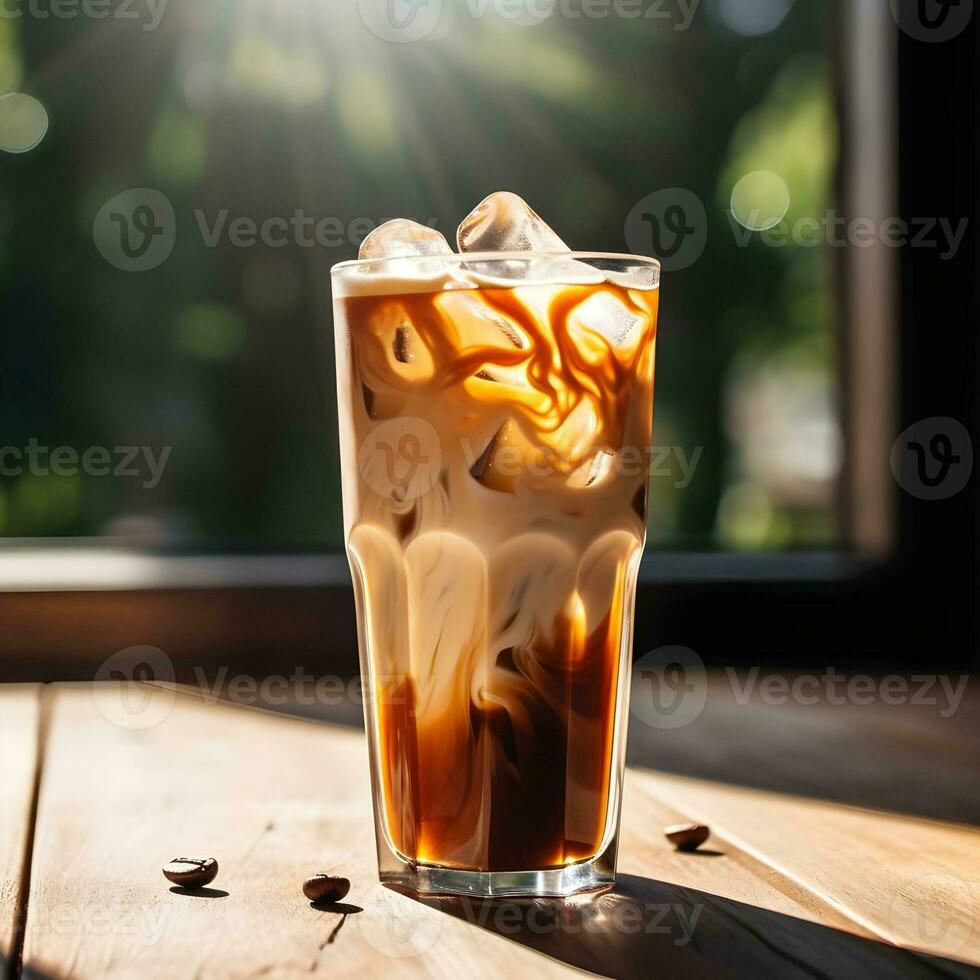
[394,873,979,980]
[168,885,230,898]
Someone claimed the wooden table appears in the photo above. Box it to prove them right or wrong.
[2,683,979,979]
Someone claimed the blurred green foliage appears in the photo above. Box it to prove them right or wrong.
[0,0,837,549]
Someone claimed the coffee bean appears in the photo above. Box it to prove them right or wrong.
[303,874,351,904]
[664,823,710,852]
[163,857,219,888]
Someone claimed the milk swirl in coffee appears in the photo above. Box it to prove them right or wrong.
[332,193,658,876]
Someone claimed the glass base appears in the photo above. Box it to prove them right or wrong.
[381,861,614,899]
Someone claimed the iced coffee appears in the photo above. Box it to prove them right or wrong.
[331,193,659,897]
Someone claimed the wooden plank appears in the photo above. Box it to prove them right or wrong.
[0,684,41,976]
[23,685,973,979]
[645,770,980,968]
[620,774,878,936]
[412,772,968,979]
[21,685,572,980]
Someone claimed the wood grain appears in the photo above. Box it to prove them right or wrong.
[19,685,979,979]
[411,776,971,979]
[21,685,571,980]
[0,685,41,975]
[646,770,980,967]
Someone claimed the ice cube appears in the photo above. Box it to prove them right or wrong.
[388,322,434,379]
[436,292,527,350]
[461,254,604,290]
[457,192,569,253]
[362,301,435,387]
[603,263,660,290]
[435,294,542,402]
[550,399,602,467]
[359,219,453,260]
[533,254,605,285]
[569,292,644,349]
[589,259,660,290]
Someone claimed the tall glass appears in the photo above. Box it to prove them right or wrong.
[331,252,659,898]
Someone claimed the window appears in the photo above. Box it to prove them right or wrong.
[2,0,974,668]
[0,0,843,552]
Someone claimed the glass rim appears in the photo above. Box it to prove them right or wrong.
[330,250,661,275]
